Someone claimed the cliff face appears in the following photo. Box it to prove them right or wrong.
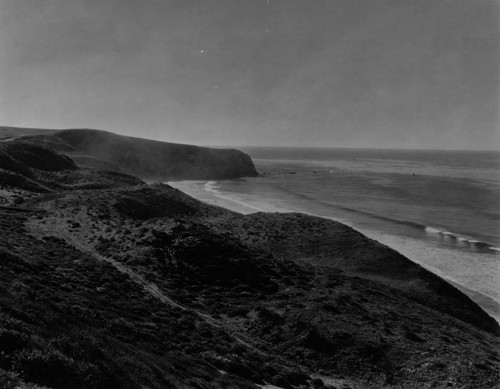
[14,128,258,180]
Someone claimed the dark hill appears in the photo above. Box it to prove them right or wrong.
[15,128,258,180]
[212,212,500,335]
[0,141,142,203]
[0,141,76,172]
[0,141,77,195]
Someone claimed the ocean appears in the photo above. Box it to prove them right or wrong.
[169,147,500,323]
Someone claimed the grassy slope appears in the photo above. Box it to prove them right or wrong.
[0,141,499,389]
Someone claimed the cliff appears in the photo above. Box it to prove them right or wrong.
[5,127,258,180]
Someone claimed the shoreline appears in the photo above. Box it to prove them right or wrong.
[167,179,500,324]
[168,180,293,215]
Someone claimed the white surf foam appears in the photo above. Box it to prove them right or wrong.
[203,180,221,194]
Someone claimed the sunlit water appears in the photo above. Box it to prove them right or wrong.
[170,147,500,323]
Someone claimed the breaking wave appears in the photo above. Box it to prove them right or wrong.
[204,180,221,194]
[423,226,497,251]
[334,204,499,252]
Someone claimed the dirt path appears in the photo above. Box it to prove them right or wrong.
[53,209,187,311]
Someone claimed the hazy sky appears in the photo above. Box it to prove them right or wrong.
[0,0,498,149]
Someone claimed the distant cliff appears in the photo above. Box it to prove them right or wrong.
[1,127,258,180]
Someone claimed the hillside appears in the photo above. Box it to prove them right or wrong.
[0,141,499,389]
[4,126,258,180]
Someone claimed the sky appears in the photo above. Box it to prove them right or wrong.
[0,0,498,149]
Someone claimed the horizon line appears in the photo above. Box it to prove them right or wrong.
[1,124,498,153]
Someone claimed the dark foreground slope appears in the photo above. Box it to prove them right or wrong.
[6,126,258,180]
[0,142,499,389]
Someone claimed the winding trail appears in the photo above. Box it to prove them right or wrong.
[53,209,186,311]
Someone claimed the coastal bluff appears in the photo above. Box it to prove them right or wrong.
[0,138,498,389]
[0,126,258,180]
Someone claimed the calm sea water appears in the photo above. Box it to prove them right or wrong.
[170,147,500,322]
